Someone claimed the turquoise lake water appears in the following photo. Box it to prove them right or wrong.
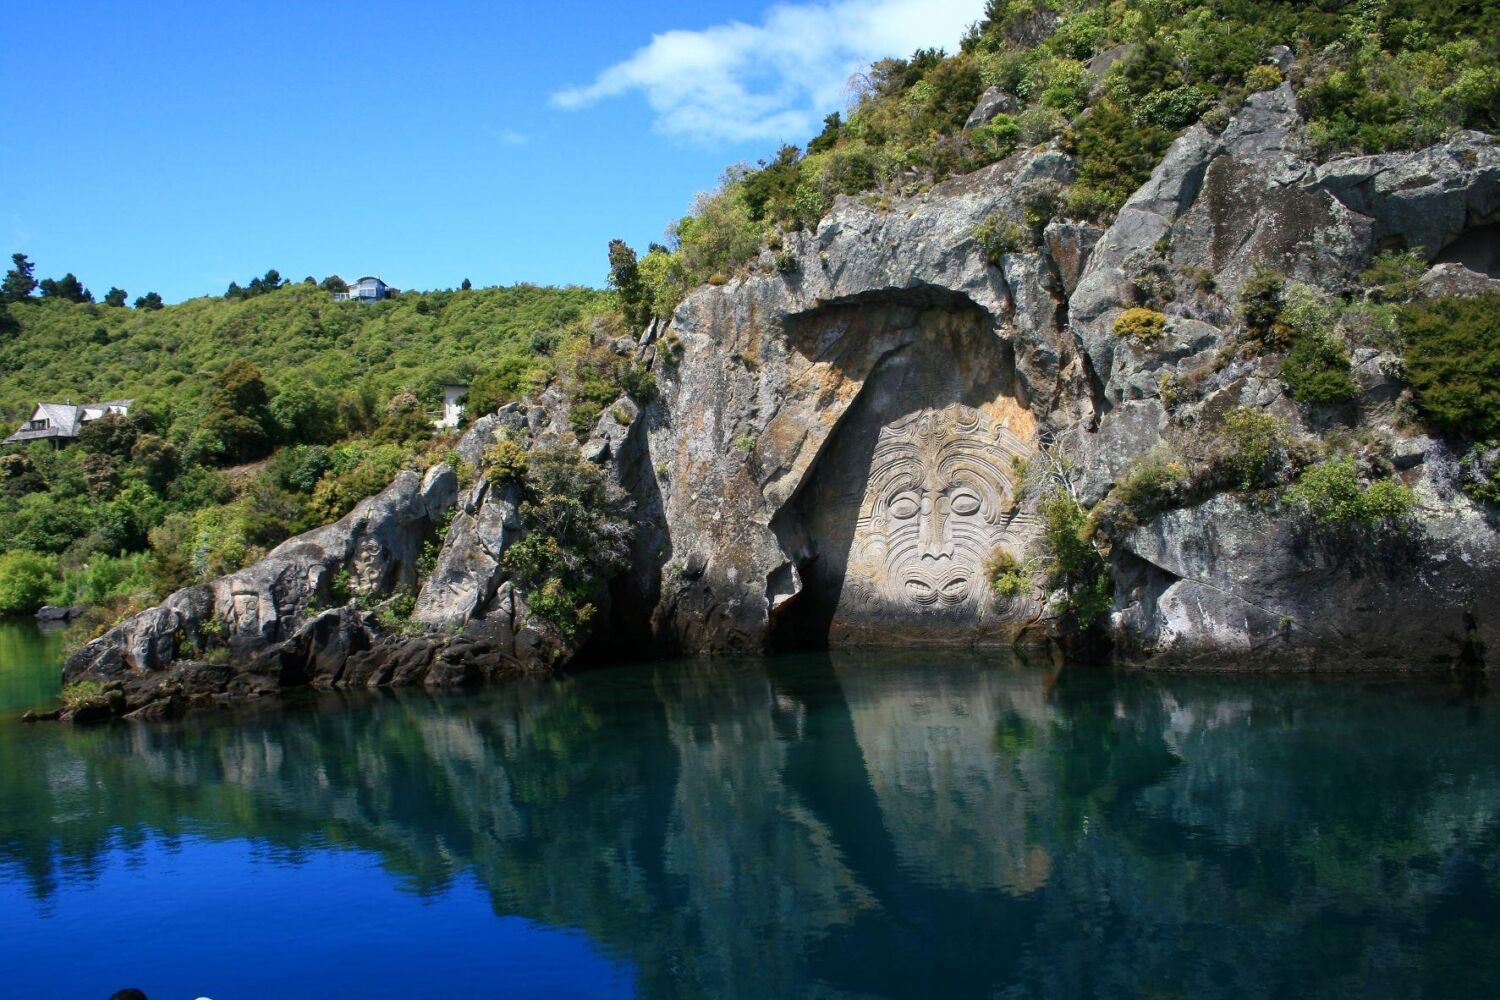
[2,620,1499,998]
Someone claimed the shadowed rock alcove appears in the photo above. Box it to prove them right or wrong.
[770,293,1041,649]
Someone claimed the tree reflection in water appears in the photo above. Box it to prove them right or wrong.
[3,652,1500,997]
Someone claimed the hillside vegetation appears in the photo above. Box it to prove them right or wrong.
[0,278,615,619]
[0,280,608,428]
[609,0,1499,315]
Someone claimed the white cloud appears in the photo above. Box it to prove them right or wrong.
[485,127,529,146]
[550,0,979,144]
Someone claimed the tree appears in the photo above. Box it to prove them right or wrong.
[320,275,348,294]
[133,291,163,310]
[607,239,651,331]
[807,112,842,154]
[130,434,180,493]
[103,287,128,307]
[460,278,472,291]
[78,413,140,460]
[194,359,277,464]
[373,388,432,445]
[501,446,633,637]
[2,254,38,302]
[0,550,58,614]
[269,379,339,445]
[38,273,93,303]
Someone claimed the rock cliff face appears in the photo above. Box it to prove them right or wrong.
[643,84,1499,669]
[61,86,1500,714]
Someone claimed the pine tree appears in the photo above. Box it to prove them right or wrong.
[1,254,37,302]
[38,273,92,303]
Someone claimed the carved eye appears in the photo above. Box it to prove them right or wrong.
[949,492,981,516]
[888,494,920,519]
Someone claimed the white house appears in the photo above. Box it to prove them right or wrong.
[5,399,132,447]
[332,275,390,302]
[435,384,468,430]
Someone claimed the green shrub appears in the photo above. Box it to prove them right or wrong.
[1284,456,1416,529]
[1361,249,1427,303]
[1113,307,1168,345]
[1400,294,1500,440]
[1038,489,1112,630]
[1101,450,1193,531]
[972,214,1028,263]
[1459,445,1500,506]
[1281,332,1357,403]
[54,552,152,607]
[484,436,530,484]
[0,550,58,614]
[60,680,104,712]
[1238,266,1288,349]
[375,591,421,637]
[502,446,633,639]
[984,548,1032,597]
[1061,98,1173,217]
[1017,105,1068,145]
[970,117,1021,161]
[1205,408,1293,491]
[1244,64,1283,91]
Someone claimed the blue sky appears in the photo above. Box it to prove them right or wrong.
[1,0,977,303]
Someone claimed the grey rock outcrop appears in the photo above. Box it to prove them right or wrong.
[63,464,459,701]
[965,86,1020,128]
[1117,463,1500,669]
[59,86,1500,710]
[1309,132,1499,258]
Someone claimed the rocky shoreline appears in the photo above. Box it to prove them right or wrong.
[50,83,1500,722]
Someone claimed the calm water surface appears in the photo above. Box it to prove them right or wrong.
[2,619,1499,999]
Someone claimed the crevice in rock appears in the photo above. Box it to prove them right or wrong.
[1435,222,1500,277]
[1079,348,1108,432]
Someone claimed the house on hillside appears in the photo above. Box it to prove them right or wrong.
[332,275,390,303]
[4,400,132,447]
[435,384,468,430]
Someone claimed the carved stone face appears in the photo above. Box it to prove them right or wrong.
[846,406,1026,611]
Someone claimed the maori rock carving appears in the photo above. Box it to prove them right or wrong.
[835,405,1036,631]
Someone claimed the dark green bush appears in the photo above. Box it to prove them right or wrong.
[1400,294,1500,440]
[502,447,633,639]
[1238,266,1289,349]
[1039,489,1112,630]
[1281,332,1357,404]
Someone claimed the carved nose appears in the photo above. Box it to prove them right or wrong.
[918,494,952,560]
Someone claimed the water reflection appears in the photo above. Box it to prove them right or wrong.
[2,652,1499,997]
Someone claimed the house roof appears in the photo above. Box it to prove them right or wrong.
[4,399,133,444]
[352,275,386,285]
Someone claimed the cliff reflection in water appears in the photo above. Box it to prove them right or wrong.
[4,652,1500,997]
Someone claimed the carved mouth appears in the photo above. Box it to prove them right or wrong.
[904,573,972,607]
